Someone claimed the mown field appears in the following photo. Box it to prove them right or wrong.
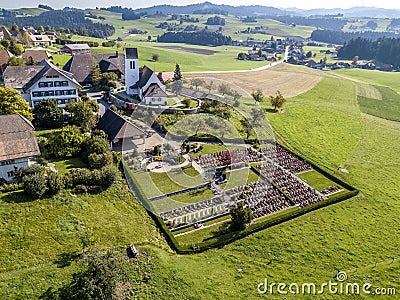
[1,65,400,299]
[89,9,315,41]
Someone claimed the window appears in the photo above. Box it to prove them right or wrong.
[62,81,68,86]
[32,92,40,97]
[38,82,53,88]
[130,61,135,69]
[0,159,15,166]
[55,90,63,96]
[7,171,14,178]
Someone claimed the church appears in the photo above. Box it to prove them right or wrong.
[124,48,167,106]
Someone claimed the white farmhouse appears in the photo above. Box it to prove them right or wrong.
[0,114,41,182]
[4,60,80,108]
[125,48,167,105]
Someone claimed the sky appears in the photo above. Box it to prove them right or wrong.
[2,0,400,10]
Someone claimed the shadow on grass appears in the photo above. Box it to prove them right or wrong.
[0,190,35,203]
[265,108,278,113]
[54,251,81,268]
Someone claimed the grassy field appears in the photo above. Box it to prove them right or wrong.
[222,168,261,190]
[2,65,400,299]
[89,10,315,41]
[51,157,87,175]
[298,170,341,191]
[333,68,400,93]
[357,86,400,122]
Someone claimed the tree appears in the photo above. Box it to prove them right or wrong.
[217,83,230,96]
[90,59,101,86]
[352,55,359,65]
[152,54,159,62]
[306,50,312,58]
[33,98,63,128]
[37,25,44,33]
[65,102,98,133]
[214,104,232,120]
[173,63,182,81]
[251,89,264,104]
[190,78,205,90]
[96,72,118,92]
[269,90,286,112]
[0,87,33,121]
[250,108,265,124]
[147,35,152,42]
[48,126,84,158]
[9,56,26,66]
[171,80,182,95]
[230,202,252,231]
[59,251,132,300]
[23,173,48,199]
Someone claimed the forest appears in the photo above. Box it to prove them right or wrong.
[311,29,400,45]
[338,37,400,67]
[157,31,232,46]
[0,10,115,38]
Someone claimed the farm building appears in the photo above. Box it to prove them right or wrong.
[62,44,91,55]
[0,114,41,182]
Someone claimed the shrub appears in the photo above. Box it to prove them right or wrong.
[0,183,21,192]
[88,152,113,170]
[47,172,65,196]
[48,126,84,158]
[93,165,118,187]
[69,168,93,186]
[75,184,88,194]
[23,173,48,199]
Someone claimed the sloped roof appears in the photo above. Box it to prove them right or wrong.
[126,48,138,59]
[143,83,167,98]
[0,114,40,161]
[97,109,144,141]
[4,65,45,89]
[131,65,154,89]
[29,34,51,42]
[4,60,80,91]
[63,52,125,83]
[0,50,12,72]
[64,44,91,50]
[22,50,51,63]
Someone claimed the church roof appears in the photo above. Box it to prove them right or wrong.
[130,65,155,89]
[126,48,138,59]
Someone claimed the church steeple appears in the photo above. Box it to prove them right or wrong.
[125,48,139,95]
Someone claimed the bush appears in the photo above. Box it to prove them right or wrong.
[0,183,21,193]
[69,168,93,186]
[93,165,118,187]
[75,184,88,194]
[23,173,48,199]
[88,152,113,169]
[47,172,65,196]
[48,126,84,158]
